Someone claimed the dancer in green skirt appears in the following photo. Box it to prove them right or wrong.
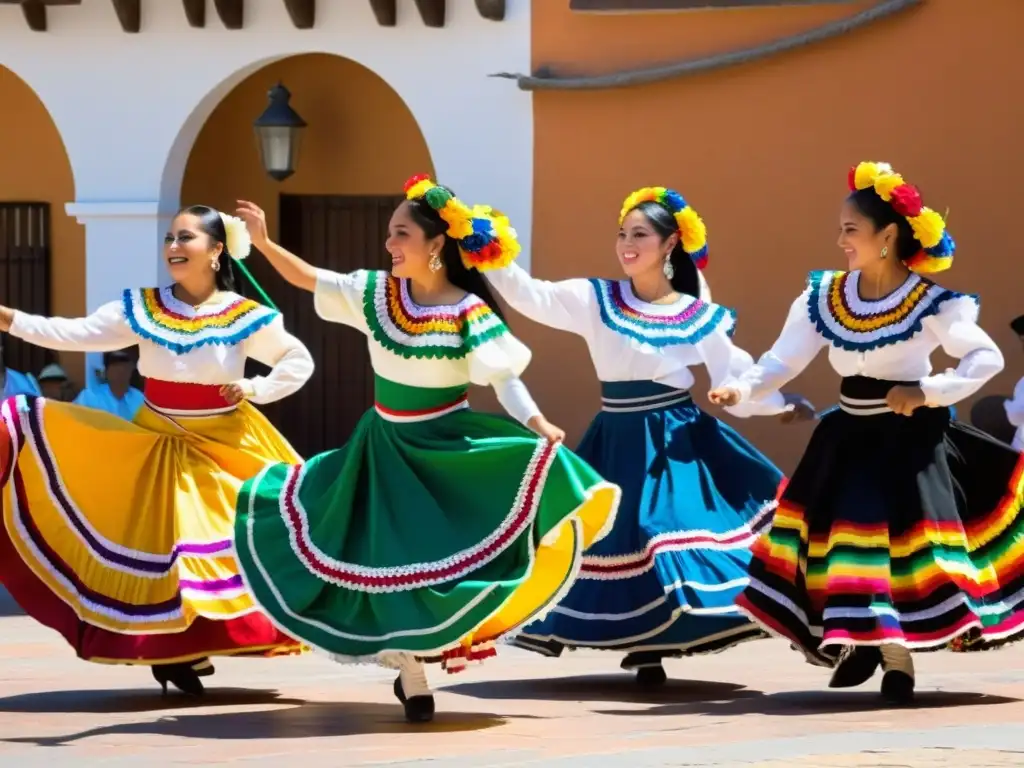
[232,175,620,723]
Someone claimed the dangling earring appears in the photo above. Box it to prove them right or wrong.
[662,254,675,280]
[428,251,442,273]
[880,245,888,259]
[211,259,220,272]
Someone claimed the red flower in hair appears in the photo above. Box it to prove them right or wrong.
[889,184,923,217]
[847,167,857,191]
[403,173,431,193]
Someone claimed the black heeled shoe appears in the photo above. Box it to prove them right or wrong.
[191,657,215,678]
[393,676,435,723]
[151,662,205,696]
[880,670,915,705]
[829,645,881,688]
[634,665,667,687]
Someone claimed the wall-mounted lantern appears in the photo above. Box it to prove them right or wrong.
[253,83,307,182]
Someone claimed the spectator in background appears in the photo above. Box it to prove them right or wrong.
[0,340,41,398]
[73,349,144,421]
[37,362,75,401]
[1003,314,1024,450]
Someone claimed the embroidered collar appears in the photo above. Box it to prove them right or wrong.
[363,271,508,359]
[589,278,736,347]
[806,270,966,351]
[122,287,278,354]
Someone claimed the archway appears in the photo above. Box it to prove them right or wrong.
[0,65,81,384]
[181,53,433,456]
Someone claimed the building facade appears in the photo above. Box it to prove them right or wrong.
[0,0,1020,468]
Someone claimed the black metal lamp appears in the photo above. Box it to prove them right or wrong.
[253,83,307,182]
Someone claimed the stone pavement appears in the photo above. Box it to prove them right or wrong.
[0,590,1021,766]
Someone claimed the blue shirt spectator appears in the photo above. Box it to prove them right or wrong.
[73,349,143,421]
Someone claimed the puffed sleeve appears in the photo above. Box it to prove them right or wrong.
[696,319,789,417]
[1004,377,1024,427]
[468,332,541,426]
[9,300,136,352]
[485,262,594,336]
[313,268,370,331]
[726,286,828,403]
[241,314,315,405]
[919,295,1004,407]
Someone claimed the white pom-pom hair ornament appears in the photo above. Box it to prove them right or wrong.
[219,212,252,260]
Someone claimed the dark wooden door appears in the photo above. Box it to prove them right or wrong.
[241,194,403,458]
[0,203,52,376]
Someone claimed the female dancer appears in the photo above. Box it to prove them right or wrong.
[711,161,1024,702]
[0,205,313,695]
[485,186,791,684]
[231,175,620,723]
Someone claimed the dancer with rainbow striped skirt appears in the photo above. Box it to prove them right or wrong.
[486,186,795,684]
[231,176,619,724]
[710,161,1024,703]
[0,205,313,696]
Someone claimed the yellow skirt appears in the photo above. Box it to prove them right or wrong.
[0,393,304,665]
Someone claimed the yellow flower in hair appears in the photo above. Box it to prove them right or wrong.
[873,173,905,202]
[909,208,945,249]
[853,161,893,190]
[440,198,474,240]
[675,207,707,253]
[405,178,435,200]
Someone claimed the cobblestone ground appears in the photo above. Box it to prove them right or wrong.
[0,591,1021,766]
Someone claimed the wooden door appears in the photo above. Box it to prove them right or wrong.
[0,203,53,377]
[240,194,402,458]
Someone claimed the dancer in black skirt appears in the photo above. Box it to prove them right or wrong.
[709,161,1024,703]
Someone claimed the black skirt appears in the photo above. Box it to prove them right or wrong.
[735,376,1024,665]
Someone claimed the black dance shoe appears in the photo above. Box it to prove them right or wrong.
[634,665,668,687]
[151,662,205,696]
[393,675,435,723]
[829,645,881,688]
[880,670,915,704]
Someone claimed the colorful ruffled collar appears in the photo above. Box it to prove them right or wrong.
[589,278,735,347]
[362,270,508,359]
[806,269,968,351]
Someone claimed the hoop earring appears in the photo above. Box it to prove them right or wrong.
[662,255,675,280]
[211,259,221,272]
[880,246,888,259]
[428,252,442,273]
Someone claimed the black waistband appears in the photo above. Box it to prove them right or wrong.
[839,376,920,401]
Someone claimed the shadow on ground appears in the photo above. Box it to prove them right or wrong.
[446,674,759,705]
[594,689,1021,717]
[0,687,301,714]
[2,701,517,746]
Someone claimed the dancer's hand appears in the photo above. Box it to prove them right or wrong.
[528,415,566,444]
[887,385,926,416]
[780,393,816,424]
[235,200,269,251]
[220,381,253,405]
[0,306,13,332]
[708,387,741,407]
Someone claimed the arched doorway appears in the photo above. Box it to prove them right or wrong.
[182,53,433,456]
[0,66,80,385]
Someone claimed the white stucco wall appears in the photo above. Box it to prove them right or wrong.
[0,0,533,375]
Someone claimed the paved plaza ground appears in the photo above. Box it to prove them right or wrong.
[0,590,1021,766]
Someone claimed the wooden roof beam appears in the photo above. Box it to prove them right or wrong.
[413,0,444,27]
[0,0,81,33]
[475,0,504,21]
[181,0,204,27]
[212,0,242,29]
[110,0,139,32]
[283,0,313,28]
[367,0,395,26]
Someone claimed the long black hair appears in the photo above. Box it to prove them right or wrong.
[405,190,507,322]
[177,205,238,292]
[628,201,700,298]
[846,187,921,263]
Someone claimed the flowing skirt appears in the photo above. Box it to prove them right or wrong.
[233,376,620,672]
[514,380,783,662]
[0,384,303,666]
[736,376,1024,666]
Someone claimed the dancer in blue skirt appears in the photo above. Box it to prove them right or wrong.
[485,186,802,684]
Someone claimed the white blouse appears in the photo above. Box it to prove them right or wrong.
[485,262,787,416]
[313,268,541,426]
[727,270,1005,410]
[9,287,314,405]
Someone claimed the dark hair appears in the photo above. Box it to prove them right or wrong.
[846,188,921,263]
[177,205,238,292]
[627,201,701,298]
[1010,314,1024,336]
[404,190,507,322]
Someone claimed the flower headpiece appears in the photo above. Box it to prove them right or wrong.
[403,174,520,272]
[619,186,708,270]
[848,161,955,274]
[218,212,252,260]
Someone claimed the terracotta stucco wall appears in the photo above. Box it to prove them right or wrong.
[0,67,83,381]
[182,53,432,242]
[527,0,1024,472]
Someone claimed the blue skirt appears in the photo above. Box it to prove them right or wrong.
[514,380,783,662]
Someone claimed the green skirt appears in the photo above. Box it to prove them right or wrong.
[234,376,619,671]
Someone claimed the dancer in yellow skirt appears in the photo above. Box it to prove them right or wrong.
[0,205,314,695]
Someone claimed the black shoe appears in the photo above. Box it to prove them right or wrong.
[634,665,667,687]
[393,676,435,723]
[191,657,215,678]
[151,663,205,696]
[880,670,915,704]
[829,646,881,688]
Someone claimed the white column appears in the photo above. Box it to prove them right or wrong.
[63,201,170,377]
